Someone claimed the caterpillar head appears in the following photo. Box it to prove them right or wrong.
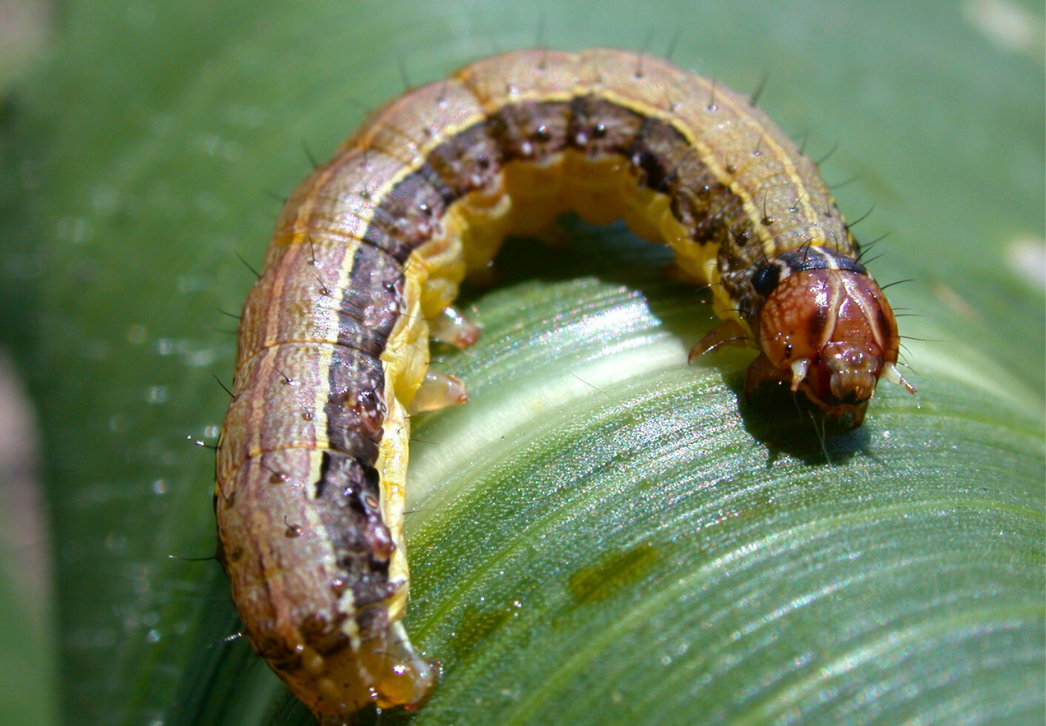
[747,250,914,427]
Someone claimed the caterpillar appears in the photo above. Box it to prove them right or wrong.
[214,48,913,725]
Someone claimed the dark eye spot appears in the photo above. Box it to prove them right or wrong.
[752,263,780,296]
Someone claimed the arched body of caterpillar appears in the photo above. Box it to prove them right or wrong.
[214,48,912,725]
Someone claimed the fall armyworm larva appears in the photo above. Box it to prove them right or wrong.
[215,48,912,725]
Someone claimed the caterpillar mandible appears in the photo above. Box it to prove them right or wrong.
[214,48,913,725]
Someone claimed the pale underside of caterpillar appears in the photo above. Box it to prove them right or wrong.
[215,48,912,725]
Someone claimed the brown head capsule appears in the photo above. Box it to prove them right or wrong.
[745,248,914,426]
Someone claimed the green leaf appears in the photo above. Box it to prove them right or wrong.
[3,1,1042,725]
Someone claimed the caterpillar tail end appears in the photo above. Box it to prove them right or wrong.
[370,622,439,711]
[311,622,439,726]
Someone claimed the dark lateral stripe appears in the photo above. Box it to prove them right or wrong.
[327,244,401,462]
[424,120,502,196]
[360,94,750,286]
[335,93,756,463]
[628,115,684,193]
[568,94,646,157]
[323,347,385,446]
[313,451,393,617]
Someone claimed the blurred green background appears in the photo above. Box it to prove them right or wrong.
[0,0,1043,725]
